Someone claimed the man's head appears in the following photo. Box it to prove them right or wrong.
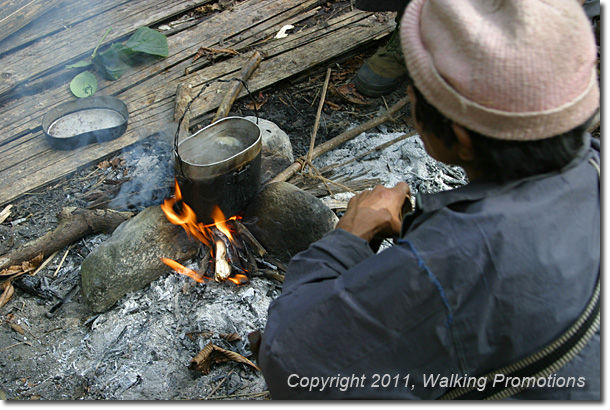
[399,0,599,181]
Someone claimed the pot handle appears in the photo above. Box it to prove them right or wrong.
[173,77,259,179]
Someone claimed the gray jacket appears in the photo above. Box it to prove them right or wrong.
[259,134,600,400]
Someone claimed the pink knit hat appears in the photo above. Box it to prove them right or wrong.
[400,0,599,141]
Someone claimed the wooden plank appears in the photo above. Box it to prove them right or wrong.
[0,0,64,43]
[0,8,393,207]
[0,0,131,54]
[0,0,212,100]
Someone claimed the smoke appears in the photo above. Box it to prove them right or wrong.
[108,133,174,212]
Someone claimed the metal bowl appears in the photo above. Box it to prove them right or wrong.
[42,96,128,150]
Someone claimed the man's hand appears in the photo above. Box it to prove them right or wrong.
[335,182,411,242]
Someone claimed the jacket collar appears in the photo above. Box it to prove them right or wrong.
[414,132,593,214]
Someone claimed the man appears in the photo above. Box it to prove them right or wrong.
[258,0,600,399]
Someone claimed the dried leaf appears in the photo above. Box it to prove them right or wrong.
[331,83,375,105]
[325,100,342,111]
[21,253,44,273]
[0,281,14,309]
[10,323,24,335]
[0,266,22,277]
[189,342,259,374]
[195,4,222,14]
[246,92,268,110]
[192,46,239,63]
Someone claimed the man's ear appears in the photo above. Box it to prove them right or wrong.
[451,122,475,161]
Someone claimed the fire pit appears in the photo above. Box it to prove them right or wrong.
[161,181,256,285]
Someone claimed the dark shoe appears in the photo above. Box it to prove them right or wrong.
[354,28,407,97]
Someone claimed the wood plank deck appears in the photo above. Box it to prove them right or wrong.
[0,0,393,207]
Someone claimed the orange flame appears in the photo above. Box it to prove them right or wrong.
[161,179,243,283]
[227,274,250,285]
[160,258,207,283]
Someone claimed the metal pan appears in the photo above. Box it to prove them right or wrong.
[42,96,128,150]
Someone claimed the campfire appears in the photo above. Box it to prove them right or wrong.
[160,179,280,286]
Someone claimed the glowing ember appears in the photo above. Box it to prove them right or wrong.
[160,179,247,284]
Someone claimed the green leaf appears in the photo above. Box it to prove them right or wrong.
[92,43,133,80]
[70,71,98,98]
[126,27,169,57]
[66,60,93,69]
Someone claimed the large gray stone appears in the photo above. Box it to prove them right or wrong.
[242,182,338,264]
[245,116,294,185]
[81,205,199,313]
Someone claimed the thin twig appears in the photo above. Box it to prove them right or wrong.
[304,68,332,172]
[33,250,59,276]
[205,369,234,400]
[0,205,13,224]
[303,159,335,198]
[270,97,409,184]
[311,174,356,195]
[0,341,32,353]
[53,245,72,277]
[381,95,390,113]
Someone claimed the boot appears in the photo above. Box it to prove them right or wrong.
[354,26,407,97]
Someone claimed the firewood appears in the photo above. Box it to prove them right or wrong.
[0,207,133,271]
[174,83,194,143]
[213,240,231,281]
[212,51,262,123]
[232,220,267,257]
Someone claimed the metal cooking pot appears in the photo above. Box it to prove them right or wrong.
[175,116,262,224]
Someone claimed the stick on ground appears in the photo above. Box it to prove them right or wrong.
[0,208,133,271]
[269,97,409,184]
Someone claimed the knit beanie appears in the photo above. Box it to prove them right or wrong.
[400,0,599,141]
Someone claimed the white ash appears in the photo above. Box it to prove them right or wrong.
[76,273,275,400]
[315,130,468,200]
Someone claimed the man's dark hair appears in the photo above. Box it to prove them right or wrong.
[411,85,591,183]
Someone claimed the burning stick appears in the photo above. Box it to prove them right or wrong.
[161,258,206,283]
[213,240,231,282]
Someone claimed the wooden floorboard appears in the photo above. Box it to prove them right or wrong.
[0,0,64,43]
[0,0,131,53]
[0,1,393,207]
[0,0,212,99]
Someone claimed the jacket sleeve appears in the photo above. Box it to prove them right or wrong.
[257,228,454,399]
